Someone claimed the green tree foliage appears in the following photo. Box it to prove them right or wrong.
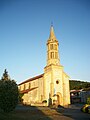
[18,92,24,104]
[0,69,19,112]
[70,80,90,90]
[87,97,90,105]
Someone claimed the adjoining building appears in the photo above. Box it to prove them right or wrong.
[70,89,90,104]
[18,25,70,106]
[70,90,82,103]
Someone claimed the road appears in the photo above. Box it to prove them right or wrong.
[55,104,90,120]
[16,104,90,120]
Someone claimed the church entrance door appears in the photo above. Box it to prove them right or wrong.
[57,95,60,105]
[57,92,62,105]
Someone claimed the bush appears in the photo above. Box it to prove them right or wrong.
[0,70,19,112]
[87,97,90,105]
[18,92,24,104]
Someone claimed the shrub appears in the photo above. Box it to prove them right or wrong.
[87,96,90,105]
[18,92,24,104]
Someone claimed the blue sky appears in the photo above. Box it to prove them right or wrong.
[0,0,90,83]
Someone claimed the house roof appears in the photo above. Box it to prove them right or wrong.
[18,73,44,85]
[70,90,82,93]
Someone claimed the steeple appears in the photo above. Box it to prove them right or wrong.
[46,25,60,66]
[49,24,56,40]
[47,24,58,44]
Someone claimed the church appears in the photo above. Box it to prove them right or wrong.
[18,25,70,107]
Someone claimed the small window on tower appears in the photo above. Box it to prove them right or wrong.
[50,44,53,49]
[55,52,58,59]
[51,52,54,58]
[55,44,57,50]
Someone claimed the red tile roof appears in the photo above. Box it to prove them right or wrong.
[70,90,81,93]
[18,74,44,85]
[20,87,38,94]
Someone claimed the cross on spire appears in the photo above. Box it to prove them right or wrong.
[51,22,53,27]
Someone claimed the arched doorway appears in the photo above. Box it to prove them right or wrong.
[57,92,62,105]
[57,95,60,105]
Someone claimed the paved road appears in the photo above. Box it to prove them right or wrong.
[16,104,90,120]
[57,104,90,120]
[37,104,90,120]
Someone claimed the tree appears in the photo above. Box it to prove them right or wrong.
[69,80,90,90]
[0,69,19,112]
[18,92,24,104]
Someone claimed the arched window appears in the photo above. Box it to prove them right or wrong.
[29,83,31,89]
[50,44,53,49]
[51,52,54,58]
[55,52,58,59]
[55,44,57,50]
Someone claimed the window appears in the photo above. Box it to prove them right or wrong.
[55,52,58,59]
[51,52,54,58]
[55,44,57,50]
[56,80,59,84]
[50,44,53,49]
[29,83,31,89]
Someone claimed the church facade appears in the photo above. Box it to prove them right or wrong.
[18,25,70,106]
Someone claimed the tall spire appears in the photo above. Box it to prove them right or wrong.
[49,24,56,40]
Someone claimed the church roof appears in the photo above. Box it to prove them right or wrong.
[20,87,38,94]
[18,73,44,85]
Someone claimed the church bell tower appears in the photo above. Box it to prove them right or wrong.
[47,25,60,66]
[43,25,70,106]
